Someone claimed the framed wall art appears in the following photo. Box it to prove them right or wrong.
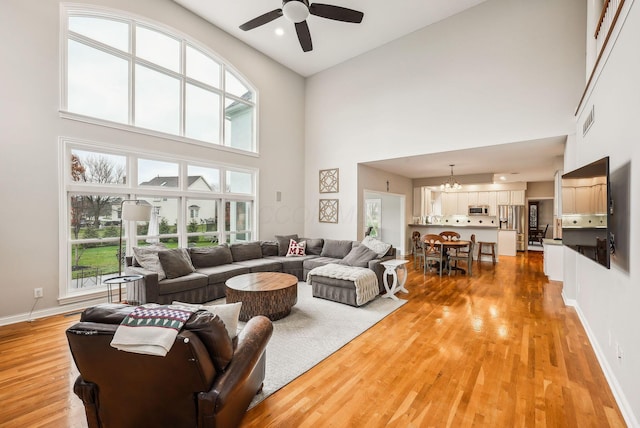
[319,168,339,193]
[319,199,339,223]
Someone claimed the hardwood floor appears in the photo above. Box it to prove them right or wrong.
[0,252,626,427]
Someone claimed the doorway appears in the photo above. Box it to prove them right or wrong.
[363,190,405,256]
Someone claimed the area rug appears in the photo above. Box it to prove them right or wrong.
[221,282,406,408]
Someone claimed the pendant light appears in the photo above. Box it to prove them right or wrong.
[440,164,462,191]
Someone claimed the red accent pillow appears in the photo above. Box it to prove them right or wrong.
[286,239,306,257]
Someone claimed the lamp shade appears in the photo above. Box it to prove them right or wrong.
[122,202,152,222]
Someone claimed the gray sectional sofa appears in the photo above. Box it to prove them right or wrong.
[124,235,396,305]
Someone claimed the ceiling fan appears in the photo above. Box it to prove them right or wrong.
[239,0,364,52]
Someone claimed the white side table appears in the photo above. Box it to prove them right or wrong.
[380,259,410,300]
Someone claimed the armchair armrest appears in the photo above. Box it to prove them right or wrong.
[124,266,159,303]
[197,315,273,427]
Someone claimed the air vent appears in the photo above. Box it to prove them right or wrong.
[583,105,595,136]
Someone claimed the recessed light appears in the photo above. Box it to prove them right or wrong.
[275,27,285,36]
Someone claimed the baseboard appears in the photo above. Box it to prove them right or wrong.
[560,291,576,307]
[573,303,639,427]
[0,297,105,327]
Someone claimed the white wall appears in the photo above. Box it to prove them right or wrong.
[0,0,305,321]
[363,191,405,256]
[304,0,586,239]
[565,1,640,424]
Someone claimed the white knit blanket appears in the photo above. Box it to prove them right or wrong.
[307,263,379,306]
[110,304,194,357]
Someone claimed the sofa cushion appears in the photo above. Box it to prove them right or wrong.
[230,242,263,262]
[300,238,324,255]
[275,234,299,256]
[158,248,195,279]
[339,245,379,268]
[189,245,233,268]
[303,256,344,273]
[132,245,168,280]
[157,272,208,295]
[286,239,306,257]
[260,241,279,257]
[320,239,354,259]
[361,236,392,258]
[196,264,251,285]
[234,258,283,273]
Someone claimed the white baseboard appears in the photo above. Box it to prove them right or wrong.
[0,297,106,327]
[573,303,638,427]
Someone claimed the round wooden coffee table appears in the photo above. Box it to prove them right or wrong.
[225,272,298,321]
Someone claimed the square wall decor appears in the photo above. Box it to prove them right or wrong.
[319,199,339,223]
[319,168,339,193]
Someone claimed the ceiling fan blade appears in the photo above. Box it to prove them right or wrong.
[239,9,283,31]
[309,3,364,23]
[295,21,313,52]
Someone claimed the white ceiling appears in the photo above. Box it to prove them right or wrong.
[173,0,565,184]
[362,137,567,183]
[173,0,488,77]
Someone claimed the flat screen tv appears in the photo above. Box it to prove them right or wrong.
[561,156,612,268]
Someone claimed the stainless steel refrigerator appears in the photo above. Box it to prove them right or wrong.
[498,205,526,251]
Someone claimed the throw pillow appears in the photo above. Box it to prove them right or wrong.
[189,245,233,268]
[173,301,242,339]
[361,236,392,258]
[158,248,195,279]
[229,242,263,262]
[339,244,380,267]
[275,234,299,256]
[286,239,306,257]
[260,241,279,257]
[301,238,324,255]
[320,239,354,259]
[132,245,167,281]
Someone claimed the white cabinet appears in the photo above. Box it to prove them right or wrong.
[456,192,469,215]
[510,190,525,205]
[562,187,575,214]
[477,191,490,205]
[498,230,517,256]
[442,192,458,215]
[497,191,510,205]
[543,240,563,281]
[487,191,497,216]
[467,192,478,206]
[574,187,592,214]
[412,188,422,217]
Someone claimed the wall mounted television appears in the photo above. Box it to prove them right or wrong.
[561,156,612,269]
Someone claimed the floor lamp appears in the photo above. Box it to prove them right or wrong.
[118,199,152,276]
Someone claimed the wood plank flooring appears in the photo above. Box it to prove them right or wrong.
[0,252,626,427]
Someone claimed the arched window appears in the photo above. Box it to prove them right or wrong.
[61,5,257,153]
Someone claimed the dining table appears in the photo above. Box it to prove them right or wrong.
[441,239,471,274]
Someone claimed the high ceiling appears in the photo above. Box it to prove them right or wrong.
[362,137,567,183]
[173,0,565,184]
[173,0,488,77]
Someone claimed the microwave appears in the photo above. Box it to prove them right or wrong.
[468,205,490,216]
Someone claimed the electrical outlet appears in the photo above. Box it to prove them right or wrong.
[616,343,623,362]
[34,288,43,299]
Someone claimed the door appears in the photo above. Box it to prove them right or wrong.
[363,190,405,256]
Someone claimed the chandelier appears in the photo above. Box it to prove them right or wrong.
[440,164,462,191]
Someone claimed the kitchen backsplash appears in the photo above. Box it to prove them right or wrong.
[415,215,498,227]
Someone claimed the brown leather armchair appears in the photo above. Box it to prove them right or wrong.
[67,303,273,428]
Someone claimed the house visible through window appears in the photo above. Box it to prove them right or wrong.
[62,5,257,153]
[61,142,256,301]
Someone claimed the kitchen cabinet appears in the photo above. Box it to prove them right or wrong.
[477,191,490,206]
[498,230,517,256]
[442,192,458,215]
[510,190,525,205]
[543,239,563,281]
[574,187,592,214]
[456,192,469,215]
[497,191,510,205]
[562,183,606,215]
[487,191,497,216]
[467,192,478,206]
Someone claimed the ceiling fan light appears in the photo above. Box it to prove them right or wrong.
[283,1,309,23]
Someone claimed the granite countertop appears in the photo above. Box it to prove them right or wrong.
[542,238,563,246]
[408,223,498,229]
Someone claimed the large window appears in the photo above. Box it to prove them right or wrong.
[62,6,257,153]
[62,140,256,301]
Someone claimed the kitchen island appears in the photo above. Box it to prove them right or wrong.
[409,223,500,262]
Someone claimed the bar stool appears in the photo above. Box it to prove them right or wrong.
[477,241,496,264]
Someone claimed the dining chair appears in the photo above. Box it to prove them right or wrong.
[412,232,424,270]
[449,234,475,276]
[439,230,462,258]
[422,234,445,277]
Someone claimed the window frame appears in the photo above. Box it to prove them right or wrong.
[59,138,258,303]
[60,4,258,156]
